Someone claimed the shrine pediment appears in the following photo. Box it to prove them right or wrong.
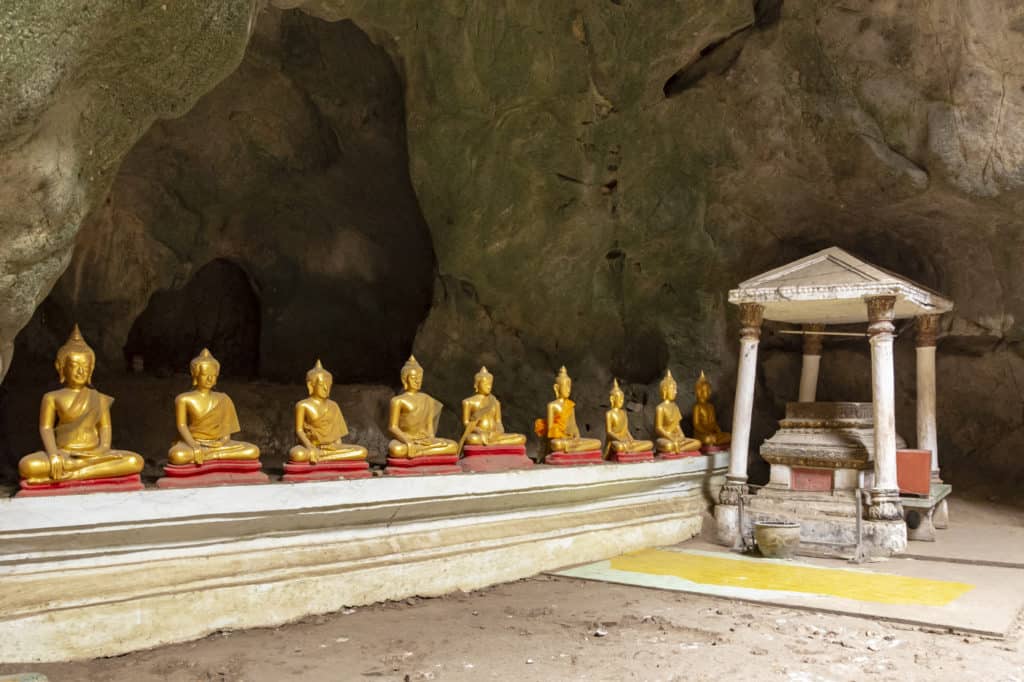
[729,247,953,324]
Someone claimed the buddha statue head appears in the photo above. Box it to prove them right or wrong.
[609,378,624,409]
[695,370,712,403]
[659,369,677,402]
[474,366,494,396]
[189,348,221,390]
[55,324,95,388]
[306,359,333,399]
[401,355,424,392]
[553,366,572,399]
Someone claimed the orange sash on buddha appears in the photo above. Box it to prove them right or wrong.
[55,389,111,452]
[189,392,242,443]
[303,401,347,444]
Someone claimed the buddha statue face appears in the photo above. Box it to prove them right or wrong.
[553,371,572,400]
[474,367,493,396]
[696,379,711,403]
[58,351,94,388]
[660,373,677,402]
[609,383,624,409]
[189,349,221,390]
[55,325,95,388]
[306,360,333,399]
[401,356,424,392]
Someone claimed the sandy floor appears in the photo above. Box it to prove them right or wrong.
[4,573,1021,682]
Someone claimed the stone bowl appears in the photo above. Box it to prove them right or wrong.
[754,521,801,559]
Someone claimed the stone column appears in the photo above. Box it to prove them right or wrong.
[716,303,763,546]
[866,296,903,525]
[916,313,947,527]
[798,323,825,402]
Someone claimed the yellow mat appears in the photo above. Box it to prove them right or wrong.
[607,549,973,606]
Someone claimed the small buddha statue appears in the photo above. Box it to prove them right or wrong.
[543,366,602,453]
[167,349,260,465]
[18,326,145,484]
[388,355,459,458]
[654,369,702,455]
[460,366,526,448]
[605,379,654,456]
[289,360,368,464]
[692,370,731,447]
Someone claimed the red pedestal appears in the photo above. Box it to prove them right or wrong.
[156,460,269,488]
[700,445,728,454]
[283,460,373,482]
[544,450,604,466]
[460,444,534,472]
[385,455,462,476]
[658,450,702,460]
[609,450,655,463]
[897,449,932,496]
[791,467,833,492]
[16,474,144,497]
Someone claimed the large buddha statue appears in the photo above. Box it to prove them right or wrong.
[460,366,526,448]
[18,326,144,489]
[289,360,368,464]
[692,371,731,447]
[654,369,702,455]
[387,355,459,458]
[167,349,261,465]
[542,366,602,454]
[605,379,654,458]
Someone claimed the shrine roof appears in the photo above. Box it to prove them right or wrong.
[728,247,954,324]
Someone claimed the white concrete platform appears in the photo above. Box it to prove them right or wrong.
[0,454,727,663]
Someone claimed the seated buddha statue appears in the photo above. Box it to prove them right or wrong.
[654,369,702,455]
[605,379,654,456]
[542,366,602,454]
[289,360,367,464]
[692,371,731,447]
[167,349,260,465]
[18,325,145,485]
[387,355,459,458]
[461,366,526,447]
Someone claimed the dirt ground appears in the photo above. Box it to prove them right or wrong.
[4,573,1021,682]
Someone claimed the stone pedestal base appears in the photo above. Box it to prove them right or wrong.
[609,451,654,463]
[460,445,534,473]
[17,474,144,497]
[727,488,907,557]
[658,450,702,460]
[283,461,372,482]
[157,461,269,489]
[386,455,461,476]
[544,450,603,466]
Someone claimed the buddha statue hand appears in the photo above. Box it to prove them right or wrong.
[193,445,205,466]
[48,453,65,481]
[309,447,321,465]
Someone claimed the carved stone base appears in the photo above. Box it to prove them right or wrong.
[157,461,269,489]
[460,445,534,473]
[17,474,144,497]
[386,455,461,476]
[544,450,604,466]
[283,461,373,482]
[866,488,904,521]
[609,451,655,463]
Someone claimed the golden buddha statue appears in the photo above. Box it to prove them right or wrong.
[460,366,526,448]
[605,379,654,456]
[167,349,260,465]
[387,355,459,458]
[18,326,145,484]
[542,366,602,453]
[289,360,368,464]
[654,369,702,455]
[692,370,731,447]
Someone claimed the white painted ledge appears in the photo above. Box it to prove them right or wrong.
[0,454,728,663]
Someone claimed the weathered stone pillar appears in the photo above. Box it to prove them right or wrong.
[798,323,825,402]
[866,296,903,523]
[916,313,947,528]
[716,303,763,545]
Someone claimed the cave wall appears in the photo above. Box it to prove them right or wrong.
[3,1,1024,492]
